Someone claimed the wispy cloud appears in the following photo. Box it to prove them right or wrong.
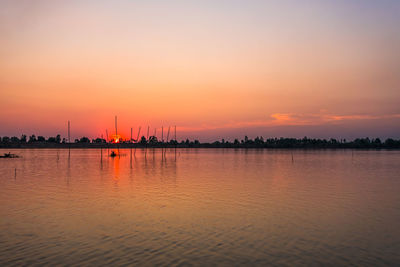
[178,112,400,132]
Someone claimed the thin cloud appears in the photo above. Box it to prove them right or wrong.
[178,112,400,132]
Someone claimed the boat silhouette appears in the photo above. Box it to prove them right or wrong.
[0,152,19,158]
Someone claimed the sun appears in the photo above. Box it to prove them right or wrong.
[112,134,121,143]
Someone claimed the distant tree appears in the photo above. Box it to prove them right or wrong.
[384,138,396,148]
[11,136,19,143]
[47,137,57,142]
[79,137,90,143]
[373,138,381,145]
[2,136,10,143]
[20,134,27,143]
[234,139,240,145]
[255,136,264,145]
[149,136,158,144]
[140,136,147,145]
[169,139,178,145]
[37,136,45,142]
[29,135,37,142]
[56,134,61,143]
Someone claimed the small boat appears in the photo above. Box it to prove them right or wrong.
[0,152,19,158]
[110,151,117,157]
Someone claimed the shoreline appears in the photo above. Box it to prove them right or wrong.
[1,144,399,150]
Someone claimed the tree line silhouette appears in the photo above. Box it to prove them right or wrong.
[0,134,399,149]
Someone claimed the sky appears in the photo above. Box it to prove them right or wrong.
[0,0,399,141]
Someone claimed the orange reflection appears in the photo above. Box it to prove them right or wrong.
[112,154,120,181]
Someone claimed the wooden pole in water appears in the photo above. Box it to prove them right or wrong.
[115,116,118,137]
[101,134,103,157]
[161,126,164,156]
[131,128,133,143]
[68,120,71,152]
[167,126,170,143]
[136,126,141,142]
[174,125,177,160]
[145,126,149,156]
[68,121,70,143]
[106,129,109,156]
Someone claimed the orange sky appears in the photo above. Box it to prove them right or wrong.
[1,1,399,141]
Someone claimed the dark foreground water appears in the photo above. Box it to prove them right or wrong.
[0,149,399,266]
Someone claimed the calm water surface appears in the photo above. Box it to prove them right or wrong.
[0,149,399,266]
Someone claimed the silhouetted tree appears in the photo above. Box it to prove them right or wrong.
[140,136,147,145]
[79,137,90,143]
[47,136,57,142]
[149,136,158,145]
[93,138,106,143]
[29,135,36,142]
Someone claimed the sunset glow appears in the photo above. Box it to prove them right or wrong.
[0,0,399,141]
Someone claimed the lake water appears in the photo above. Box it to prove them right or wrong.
[0,149,399,266]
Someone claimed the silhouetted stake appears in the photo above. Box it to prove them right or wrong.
[162,126,164,143]
[106,129,109,156]
[145,126,150,155]
[14,168,16,179]
[68,120,71,151]
[100,142,103,169]
[134,126,141,143]
[174,125,177,158]
[131,128,133,144]
[291,152,294,163]
[167,126,170,143]
[115,117,120,155]
[115,116,118,137]
[68,120,71,143]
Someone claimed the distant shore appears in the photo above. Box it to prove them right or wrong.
[1,139,399,149]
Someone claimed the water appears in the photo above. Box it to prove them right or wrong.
[0,148,399,266]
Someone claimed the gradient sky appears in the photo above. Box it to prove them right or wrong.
[1,0,399,141]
